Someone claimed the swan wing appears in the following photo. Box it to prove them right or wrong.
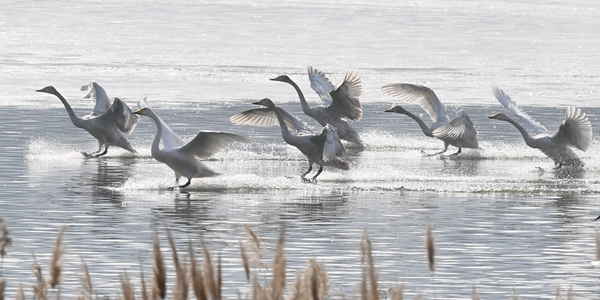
[381,83,449,123]
[137,97,185,150]
[322,124,346,161]
[491,84,547,135]
[97,98,140,133]
[81,81,112,116]
[230,107,310,132]
[432,110,479,147]
[308,66,335,106]
[328,70,363,121]
[551,107,593,151]
[179,131,252,159]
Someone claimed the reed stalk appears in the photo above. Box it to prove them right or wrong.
[78,257,93,300]
[425,225,435,272]
[120,273,135,300]
[188,241,206,300]
[31,252,48,300]
[0,278,5,300]
[49,226,66,288]
[0,217,12,278]
[165,226,187,300]
[152,231,167,300]
[270,228,286,300]
[595,227,600,261]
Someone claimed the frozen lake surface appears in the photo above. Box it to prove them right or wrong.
[2,0,600,299]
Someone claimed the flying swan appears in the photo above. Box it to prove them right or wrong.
[270,66,364,146]
[36,84,139,157]
[489,84,592,167]
[382,83,479,156]
[133,106,251,189]
[230,98,350,181]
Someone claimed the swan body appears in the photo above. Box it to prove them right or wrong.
[490,84,592,167]
[36,85,139,157]
[230,98,350,181]
[133,107,251,188]
[382,83,479,156]
[270,66,363,146]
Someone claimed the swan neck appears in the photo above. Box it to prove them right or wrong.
[402,110,433,136]
[54,91,84,128]
[148,112,164,158]
[503,117,536,147]
[271,106,294,142]
[287,79,311,114]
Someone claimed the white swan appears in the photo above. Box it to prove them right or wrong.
[489,84,592,167]
[382,83,479,156]
[270,66,363,146]
[230,98,350,181]
[133,107,252,188]
[36,85,139,157]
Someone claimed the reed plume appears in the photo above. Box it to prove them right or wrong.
[200,237,220,300]
[360,230,378,300]
[188,242,206,300]
[31,252,48,300]
[270,228,286,300]
[0,217,12,278]
[120,273,135,300]
[17,283,26,300]
[389,285,404,300]
[425,224,435,272]
[78,257,93,300]
[164,226,187,300]
[152,231,167,300]
[140,268,149,300]
[243,225,266,266]
[290,259,329,300]
[0,278,5,300]
[239,241,250,281]
[471,285,480,300]
[49,226,66,288]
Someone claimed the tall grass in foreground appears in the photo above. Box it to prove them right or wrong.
[0,221,584,300]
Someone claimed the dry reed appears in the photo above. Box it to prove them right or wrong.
[188,242,206,300]
[49,226,66,288]
[0,278,5,300]
[31,252,48,300]
[120,273,135,300]
[1,221,588,300]
[140,268,149,300]
[425,224,435,272]
[77,257,93,300]
[360,230,379,300]
[239,241,250,281]
[164,226,187,300]
[17,283,25,300]
[152,231,167,300]
[270,227,286,300]
[0,217,12,278]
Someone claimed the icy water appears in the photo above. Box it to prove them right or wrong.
[3,0,600,299]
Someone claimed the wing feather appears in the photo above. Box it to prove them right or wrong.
[432,110,479,149]
[322,124,346,161]
[308,65,335,106]
[491,84,547,135]
[552,107,593,151]
[230,107,311,133]
[179,131,252,158]
[329,70,363,121]
[381,83,448,123]
[81,81,111,116]
[97,98,140,133]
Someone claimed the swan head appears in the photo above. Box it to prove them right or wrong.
[270,75,292,83]
[133,107,150,116]
[253,98,275,107]
[36,86,58,95]
[385,106,407,114]
[488,113,510,121]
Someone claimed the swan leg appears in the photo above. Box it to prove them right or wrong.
[82,142,104,157]
[311,165,324,182]
[448,148,462,156]
[93,145,109,157]
[421,143,448,157]
[301,164,313,181]
[167,174,181,191]
[179,178,191,189]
